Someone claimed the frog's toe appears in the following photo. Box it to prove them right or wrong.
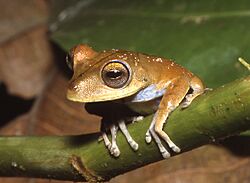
[110,145,120,157]
[161,150,171,159]
[145,129,152,143]
[108,124,121,157]
[101,132,112,149]
[118,120,139,151]
[148,127,171,158]
[132,116,144,122]
[181,93,194,108]
[154,127,181,154]
[128,140,139,151]
[180,101,190,108]
[170,145,181,153]
[145,133,152,143]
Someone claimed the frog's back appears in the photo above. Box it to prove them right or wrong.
[138,52,194,81]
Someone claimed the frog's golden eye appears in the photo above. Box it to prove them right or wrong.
[66,52,73,70]
[101,61,131,88]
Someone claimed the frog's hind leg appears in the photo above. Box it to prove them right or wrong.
[148,78,191,158]
[181,76,205,108]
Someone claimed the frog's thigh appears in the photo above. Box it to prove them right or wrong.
[154,78,190,152]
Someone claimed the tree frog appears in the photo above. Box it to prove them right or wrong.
[66,44,205,158]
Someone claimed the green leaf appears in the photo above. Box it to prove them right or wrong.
[50,0,250,87]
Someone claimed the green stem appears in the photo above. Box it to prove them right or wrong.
[0,76,250,182]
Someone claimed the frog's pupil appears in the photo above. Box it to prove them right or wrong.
[106,70,122,79]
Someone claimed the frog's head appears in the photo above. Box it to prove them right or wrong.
[66,44,150,103]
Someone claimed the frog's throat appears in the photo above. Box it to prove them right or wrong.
[130,84,166,102]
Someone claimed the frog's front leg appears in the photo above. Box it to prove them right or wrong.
[146,78,192,158]
[109,124,120,157]
[101,122,119,157]
[118,119,139,151]
[102,116,143,157]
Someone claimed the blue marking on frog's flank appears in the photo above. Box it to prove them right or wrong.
[131,84,165,102]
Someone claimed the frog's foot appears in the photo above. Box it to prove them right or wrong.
[101,132,111,149]
[181,80,205,109]
[102,117,142,157]
[145,121,180,158]
[180,93,194,108]
[145,125,171,158]
[119,116,144,150]
[126,116,144,123]
[103,124,120,157]
[154,127,181,154]
[118,120,139,151]
[146,127,171,158]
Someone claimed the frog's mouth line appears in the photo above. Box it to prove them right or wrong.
[66,83,167,104]
[66,84,147,103]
